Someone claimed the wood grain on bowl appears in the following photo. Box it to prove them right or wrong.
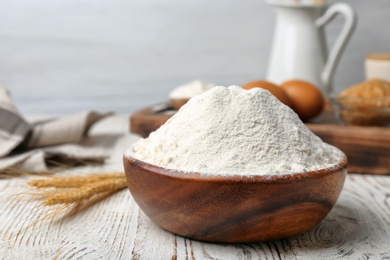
[123,155,347,243]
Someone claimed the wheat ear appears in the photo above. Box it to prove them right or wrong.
[28,173,124,188]
[44,177,127,206]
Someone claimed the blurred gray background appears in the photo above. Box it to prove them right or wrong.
[0,0,389,115]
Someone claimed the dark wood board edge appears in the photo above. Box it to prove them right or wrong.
[306,124,390,175]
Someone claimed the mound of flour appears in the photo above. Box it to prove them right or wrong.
[132,86,343,176]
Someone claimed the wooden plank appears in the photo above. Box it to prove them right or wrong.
[130,103,390,175]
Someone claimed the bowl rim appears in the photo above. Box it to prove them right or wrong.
[124,150,347,184]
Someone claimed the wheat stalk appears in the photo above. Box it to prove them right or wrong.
[21,172,128,224]
[28,173,124,188]
[41,176,127,206]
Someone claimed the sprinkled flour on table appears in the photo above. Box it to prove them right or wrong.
[131,86,344,176]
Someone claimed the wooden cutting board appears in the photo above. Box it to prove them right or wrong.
[130,102,390,175]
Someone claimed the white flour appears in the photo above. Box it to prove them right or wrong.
[131,86,344,176]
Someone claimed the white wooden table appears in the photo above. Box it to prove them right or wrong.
[0,116,389,259]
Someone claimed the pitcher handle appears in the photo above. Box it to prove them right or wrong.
[316,3,357,95]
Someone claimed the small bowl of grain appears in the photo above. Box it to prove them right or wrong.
[123,153,347,243]
[331,96,390,126]
[331,78,390,126]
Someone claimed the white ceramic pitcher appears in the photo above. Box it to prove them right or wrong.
[266,0,357,95]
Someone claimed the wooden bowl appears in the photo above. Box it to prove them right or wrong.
[123,154,347,243]
[170,98,190,110]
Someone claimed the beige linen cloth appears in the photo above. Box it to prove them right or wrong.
[0,86,112,173]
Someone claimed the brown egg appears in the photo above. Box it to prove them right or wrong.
[242,80,292,108]
[281,80,324,121]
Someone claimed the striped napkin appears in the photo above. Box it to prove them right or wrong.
[0,86,112,173]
